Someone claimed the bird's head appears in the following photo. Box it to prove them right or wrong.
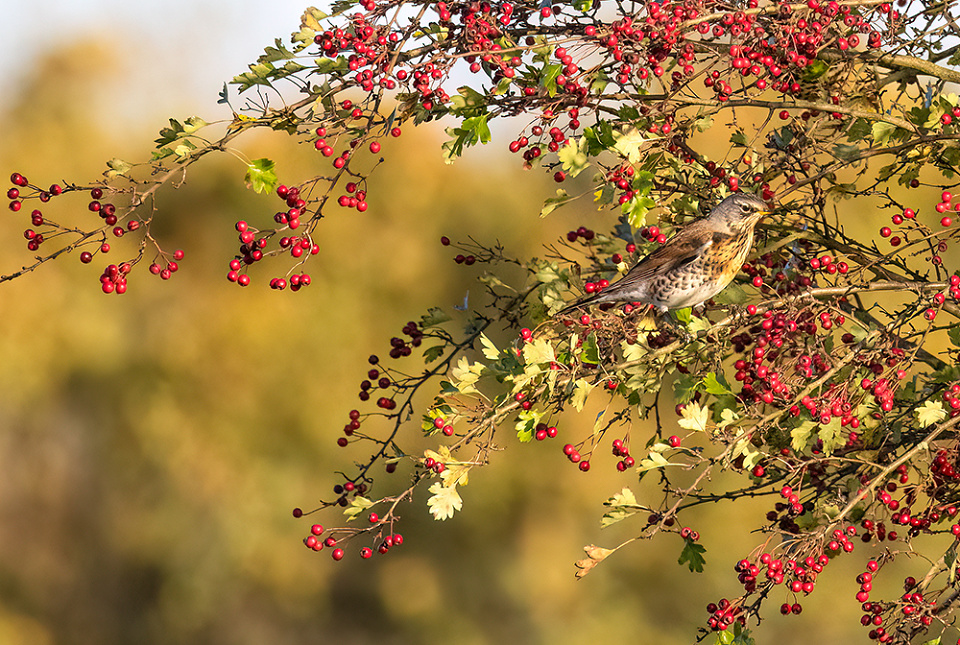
[709,193,772,233]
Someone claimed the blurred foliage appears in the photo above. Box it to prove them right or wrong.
[2,36,940,645]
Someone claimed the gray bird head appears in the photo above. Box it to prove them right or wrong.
[707,193,771,233]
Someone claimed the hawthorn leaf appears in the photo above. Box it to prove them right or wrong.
[558,137,590,177]
[703,372,732,395]
[541,189,572,217]
[601,487,642,528]
[575,544,614,579]
[523,338,556,365]
[613,128,653,164]
[678,402,709,432]
[581,332,600,365]
[917,400,947,427]
[451,356,484,394]
[343,495,374,520]
[479,333,500,360]
[420,307,452,328]
[427,482,462,520]
[244,158,278,194]
[872,121,898,146]
[637,451,670,473]
[572,378,594,412]
[515,408,543,442]
[791,420,817,453]
[819,416,845,455]
[949,326,960,347]
[679,540,707,572]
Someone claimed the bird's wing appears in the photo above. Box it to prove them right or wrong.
[556,220,714,315]
[604,222,713,291]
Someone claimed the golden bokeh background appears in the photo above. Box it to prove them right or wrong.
[1,5,955,644]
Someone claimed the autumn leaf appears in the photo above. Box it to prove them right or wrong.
[917,400,947,427]
[427,482,463,520]
[575,544,614,579]
[678,402,709,432]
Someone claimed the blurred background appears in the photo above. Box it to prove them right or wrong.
[0,2,948,644]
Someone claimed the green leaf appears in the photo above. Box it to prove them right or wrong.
[791,420,816,453]
[558,137,590,178]
[730,130,749,146]
[622,194,656,229]
[818,417,845,455]
[244,158,278,194]
[479,333,499,360]
[949,326,960,347]
[703,372,732,395]
[672,373,698,404]
[613,128,653,163]
[871,121,899,146]
[540,63,562,96]
[343,495,375,520]
[540,189,572,217]
[423,346,444,363]
[674,307,692,324]
[679,540,707,572]
[801,59,829,80]
[581,332,600,365]
[714,283,748,305]
[522,338,556,365]
[104,158,132,178]
[420,307,452,328]
[832,144,861,162]
[515,409,543,442]
[637,451,670,473]
[600,487,642,528]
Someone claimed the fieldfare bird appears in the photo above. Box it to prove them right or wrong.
[558,193,772,315]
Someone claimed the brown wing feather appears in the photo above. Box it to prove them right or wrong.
[606,219,714,289]
[557,219,713,314]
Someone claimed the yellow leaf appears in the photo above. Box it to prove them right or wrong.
[479,333,500,360]
[426,482,463,520]
[522,338,556,365]
[677,402,709,432]
[572,378,594,412]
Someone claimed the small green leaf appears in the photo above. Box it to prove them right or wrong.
[104,158,132,178]
[522,338,556,365]
[949,326,960,347]
[541,63,562,96]
[558,137,590,178]
[581,332,600,365]
[791,420,817,453]
[515,409,543,442]
[832,144,861,162]
[703,372,732,395]
[420,307,452,328]
[871,121,898,146]
[540,189,572,217]
[679,540,707,572]
[344,496,375,520]
[622,194,656,229]
[423,346,444,363]
[244,158,277,194]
